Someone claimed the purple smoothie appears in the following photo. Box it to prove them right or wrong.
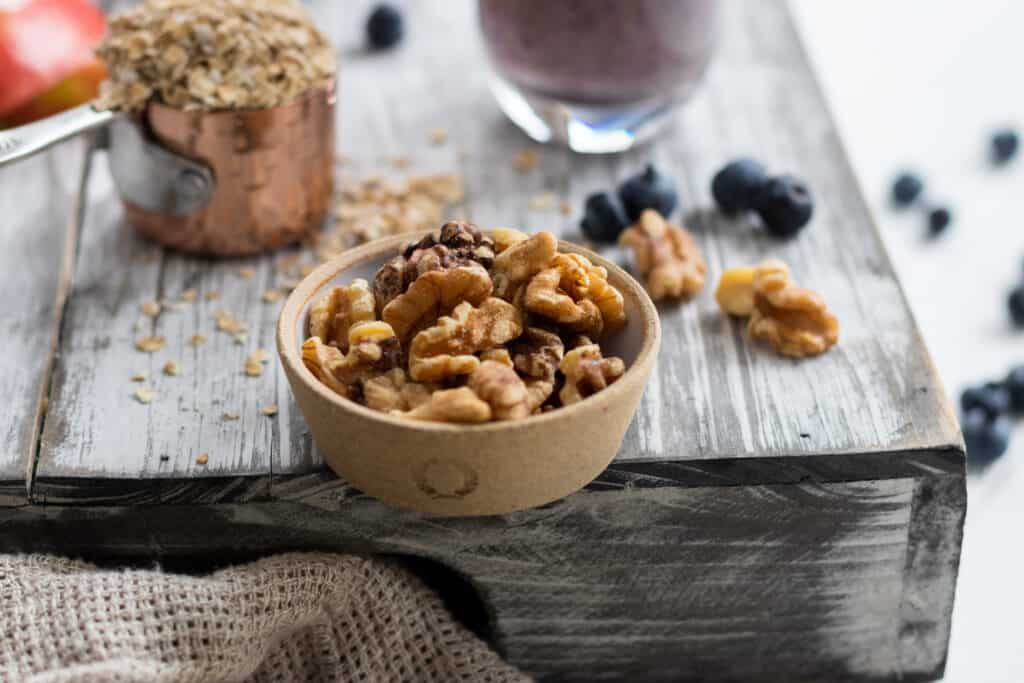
[478,0,719,106]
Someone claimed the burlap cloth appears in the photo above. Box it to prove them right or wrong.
[0,553,530,683]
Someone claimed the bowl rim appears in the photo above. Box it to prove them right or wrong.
[276,230,662,434]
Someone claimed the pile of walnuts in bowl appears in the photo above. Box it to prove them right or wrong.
[302,221,629,423]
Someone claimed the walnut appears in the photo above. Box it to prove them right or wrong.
[408,298,523,382]
[398,387,492,424]
[523,268,604,338]
[559,344,626,405]
[511,327,564,380]
[619,209,706,300]
[302,321,402,397]
[479,348,514,367]
[382,263,492,342]
[715,266,756,316]
[747,260,839,358]
[374,224,496,313]
[301,336,350,398]
[491,231,558,300]
[308,278,376,351]
[362,368,433,413]
[467,361,531,421]
[582,262,627,332]
[490,227,529,253]
[525,379,555,413]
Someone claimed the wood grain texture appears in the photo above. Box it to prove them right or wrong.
[0,141,82,506]
[0,478,931,682]
[24,0,961,504]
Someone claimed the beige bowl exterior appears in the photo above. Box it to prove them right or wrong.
[276,233,661,517]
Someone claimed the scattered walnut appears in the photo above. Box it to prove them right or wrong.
[524,268,604,338]
[467,361,531,421]
[511,327,564,381]
[409,298,523,382]
[490,231,558,300]
[619,209,706,300]
[363,368,434,413]
[382,264,492,342]
[308,278,376,352]
[135,336,165,353]
[397,387,492,424]
[559,344,626,405]
[747,260,839,358]
[715,266,756,316]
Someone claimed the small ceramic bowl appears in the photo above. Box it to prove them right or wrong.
[277,232,661,516]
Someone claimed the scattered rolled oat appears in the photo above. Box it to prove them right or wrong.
[134,387,155,404]
[131,372,147,382]
[528,192,557,211]
[331,172,464,246]
[140,301,161,317]
[205,291,220,302]
[162,361,181,376]
[390,156,412,169]
[335,154,351,166]
[238,267,256,279]
[513,148,539,172]
[196,452,209,466]
[559,200,572,216]
[262,289,283,303]
[249,349,272,364]
[181,289,198,303]
[95,0,336,113]
[429,128,448,145]
[223,411,240,420]
[299,264,317,277]
[244,358,263,377]
[189,333,207,347]
[135,336,166,353]
[280,278,300,291]
[261,404,279,416]
[215,311,247,335]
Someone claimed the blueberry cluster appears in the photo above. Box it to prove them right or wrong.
[960,366,1024,462]
[710,159,814,237]
[580,164,678,242]
[366,3,404,50]
[889,171,953,237]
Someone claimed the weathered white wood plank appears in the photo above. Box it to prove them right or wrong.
[33,0,960,504]
[0,141,82,505]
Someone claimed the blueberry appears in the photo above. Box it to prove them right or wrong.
[1009,284,1024,327]
[580,191,629,243]
[711,158,768,212]
[618,164,678,221]
[1004,366,1024,414]
[367,4,403,50]
[891,172,924,207]
[961,408,1011,463]
[927,206,952,236]
[991,129,1019,164]
[960,383,1010,419]
[752,174,814,237]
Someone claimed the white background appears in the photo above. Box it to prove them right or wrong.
[790,1,1023,680]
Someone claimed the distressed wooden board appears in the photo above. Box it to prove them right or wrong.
[29,0,961,504]
[0,477,955,681]
[0,141,82,506]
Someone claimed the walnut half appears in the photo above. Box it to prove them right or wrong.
[559,344,626,405]
[619,209,706,300]
[747,260,839,358]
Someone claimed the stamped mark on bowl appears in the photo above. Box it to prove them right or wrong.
[415,458,479,499]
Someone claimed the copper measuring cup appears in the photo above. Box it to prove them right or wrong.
[0,84,335,257]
